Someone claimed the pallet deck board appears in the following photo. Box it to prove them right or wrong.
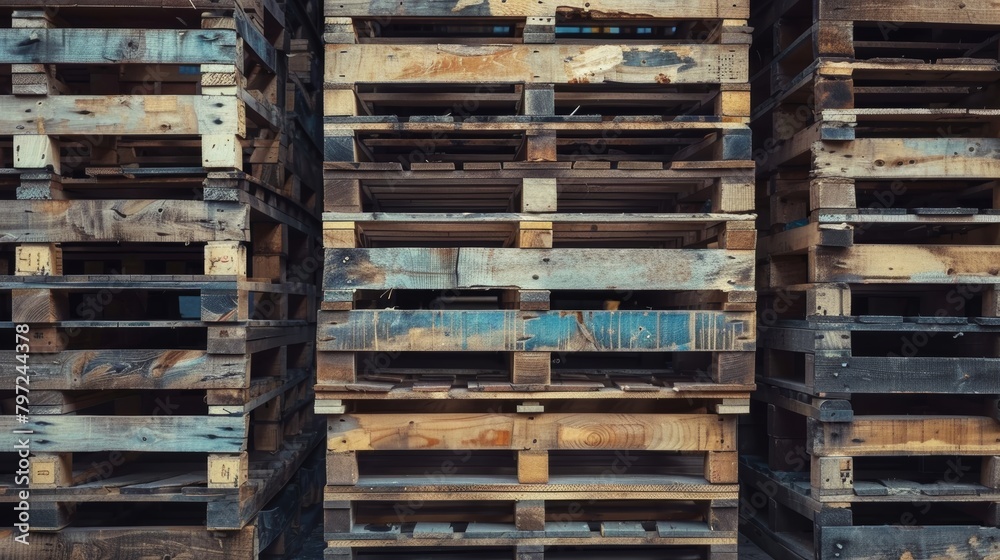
[1,95,244,137]
[323,248,754,292]
[318,310,754,352]
[325,44,748,86]
[329,412,735,452]
[0,28,239,65]
[324,0,749,18]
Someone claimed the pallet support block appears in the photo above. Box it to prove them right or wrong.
[209,451,249,489]
[521,178,557,212]
[515,500,546,530]
[325,178,362,212]
[526,131,557,162]
[12,288,67,324]
[716,177,754,213]
[523,84,555,115]
[705,451,738,483]
[14,136,60,172]
[30,453,73,489]
[205,241,247,276]
[517,221,553,249]
[518,450,549,484]
[511,352,551,386]
[811,456,854,496]
[203,134,244,170]
[327,451,360,485]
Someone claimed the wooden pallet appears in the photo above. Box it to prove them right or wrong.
[756,104,1000,226]
[748,386,1000,498]
[323,163,755,214]
[741,454,1000,560]
[0,3,327,210]
[326,399,740,484]
[750,10,1000,226]
[325,0,748,20]
[758,319,1000,396]
[326,543,739,559]
[0,372,317,529]
[324,16,750,118]
[324,493,738,556]
[0,430,323,559]
[324,119,752,166]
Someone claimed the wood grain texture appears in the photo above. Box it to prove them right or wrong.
[817,0,1000,24]
[317,310,755,352]
[810,416,1000,456]
[813,357,1000,395]
[819,526,1000,559]
[325,44,748,85]
[1,95,243,136]
[0,526,258,560]
[329,412,735,451]
[0,200,249,243]
[21,350,249,390]
[0,416,247,453]
[814,138,1000,180]
[811,245,1000,284]
[324,248,754,291]
[0,28,237,64]
[326,0,749,18]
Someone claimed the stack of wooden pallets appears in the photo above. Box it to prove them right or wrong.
[318,1,756,558]
[0,0,323,557]
[743,0,1000,558]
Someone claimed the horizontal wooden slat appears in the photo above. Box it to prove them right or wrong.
[0,416,247,453]
[0,28,237,65]
[317,310,755,352]
[0,200,249,243]
[817,0,1000,24]
[21,350,249,391]
[330,412,735,451]
[323,212,754,223]
[0,95,242,136]
[324,248,754,291]
[325,44,748,86]
[813,357,1000,395]
[814,138,1000,180]
[810,416,1000,456]
[326,0,748,19]
[0,526,258,560]
[819,526,1000,559]
[811,245,1000,284]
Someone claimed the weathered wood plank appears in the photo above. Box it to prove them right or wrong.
[819,526,1000,559]
[325,44,748,86]
[21,350,249,391]
[810,416,1000,456]
[326,0,749,18]
[0,95,242,136]
[814,357,1000,394]
[0,526,258,560]
[4,0,240,7]
[323,212,754,223]
[814,138,1000,180]
[330,412,735,452]
[318,310,754,352]
[0,200,249,243]
[324,248,754,291]
[817,0,1000,25]
[323,120,748,132]
[811,245,1000,284]
[0,416,247,453]
[0,28,237,65]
